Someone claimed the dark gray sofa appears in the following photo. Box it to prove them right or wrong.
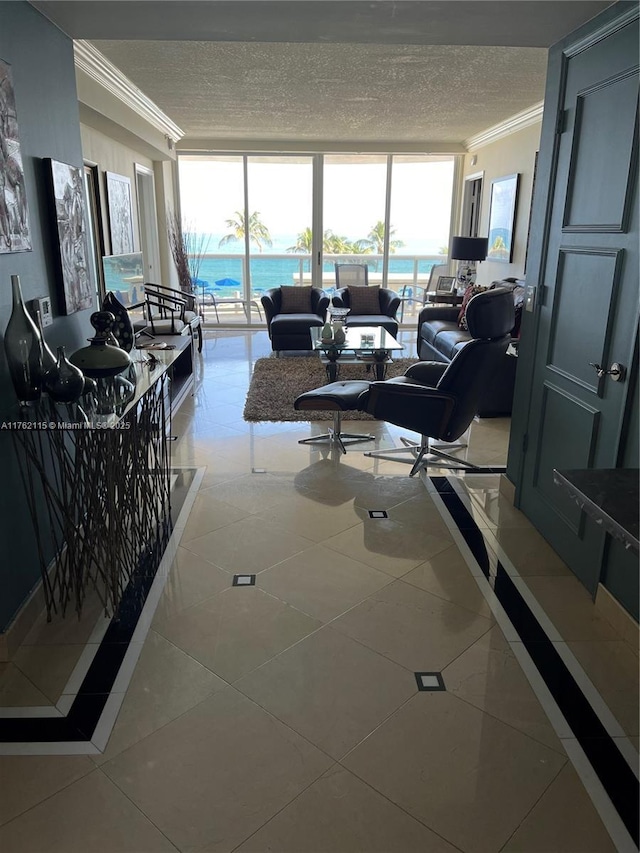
[416,280,524,416]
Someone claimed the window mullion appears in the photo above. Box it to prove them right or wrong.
[311,154,323,289]
[243,155,251,304]
[382,154,393,288]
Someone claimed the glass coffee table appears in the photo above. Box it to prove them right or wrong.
[310,325,404,381]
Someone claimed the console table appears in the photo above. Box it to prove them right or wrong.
[8,345,191,620]
[426,293,464,306]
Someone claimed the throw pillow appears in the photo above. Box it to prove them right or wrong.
[457,285,487,331]
[279,286,312,313]
[348,285,380,314]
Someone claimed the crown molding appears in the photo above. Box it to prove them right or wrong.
[74,40,184,144]
[464,101,544,151]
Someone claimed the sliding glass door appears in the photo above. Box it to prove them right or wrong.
[323,154,387,287]
[178,152,457,325]
[246,156,313,304]
[178,155,245,323]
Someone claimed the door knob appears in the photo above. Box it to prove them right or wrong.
[589,362,626,382]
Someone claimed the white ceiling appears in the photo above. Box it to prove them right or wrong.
[32,1,612,146]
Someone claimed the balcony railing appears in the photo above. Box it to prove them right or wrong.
[192,252,448,325]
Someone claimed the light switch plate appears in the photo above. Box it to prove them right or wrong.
[28,297,53,327]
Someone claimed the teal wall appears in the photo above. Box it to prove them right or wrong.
[0,3,95,630]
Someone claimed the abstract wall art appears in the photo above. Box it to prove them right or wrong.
[45,158,93,314]
[0,58,31,254]
[105,171,135,255]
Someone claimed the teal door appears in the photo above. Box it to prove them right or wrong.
[513,5,639,596]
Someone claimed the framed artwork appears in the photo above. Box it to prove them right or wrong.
[105,171,134,255]
[45,158,93,314]
[0,58,32,253]
[524,152,539,274]
[436,275,456,293]
[487,173,520,263]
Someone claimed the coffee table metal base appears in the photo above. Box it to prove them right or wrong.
[321,352,391,382]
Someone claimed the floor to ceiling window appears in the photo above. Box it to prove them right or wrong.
[178,152,457,325]
[323,154,388,282]
[246,156,313,303]
[179,155,247,322]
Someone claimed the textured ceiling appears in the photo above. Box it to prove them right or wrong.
[31,0,612,145]
[92,40,548,143]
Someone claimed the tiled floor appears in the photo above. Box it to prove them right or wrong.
[0,328,637,853]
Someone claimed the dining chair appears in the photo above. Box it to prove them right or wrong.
[398,262,449,321]
[334,263,369,289]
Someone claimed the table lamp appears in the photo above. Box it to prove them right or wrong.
[450,236,488,292]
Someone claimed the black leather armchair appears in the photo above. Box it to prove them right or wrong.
[332,286,400,336]
[261,286,330,352]
[359,287,515,475]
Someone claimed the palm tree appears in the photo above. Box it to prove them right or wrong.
[323,230,372,255]
[361,220,404,254]
[287,228,313,253]
[219,211,272,252]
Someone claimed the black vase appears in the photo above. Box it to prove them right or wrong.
[31,306,57,379]
[44,346,85,403]
[4,275,43,405]
[102,291,134,352]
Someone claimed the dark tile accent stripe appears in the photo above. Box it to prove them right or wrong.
[431,476,640,846]
[0,470,196,749]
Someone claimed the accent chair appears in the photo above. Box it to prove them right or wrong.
[261,285,330,353]
[332,284,400,336]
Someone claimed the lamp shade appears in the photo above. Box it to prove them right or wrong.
[450,236,488,261]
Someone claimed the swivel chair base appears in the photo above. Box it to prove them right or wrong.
[294,380,373,455]
[299,412,374,455]
[364,435,483,477]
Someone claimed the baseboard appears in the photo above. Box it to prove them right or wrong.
[499,474,516,503]
[594,584,639,657]
[0,573,49,662]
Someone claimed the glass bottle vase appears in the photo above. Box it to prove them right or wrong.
[45,346,85,403]
[4,275,43,405]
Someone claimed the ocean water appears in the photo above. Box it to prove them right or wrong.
[195,254,438,298]
[102,239,441,303]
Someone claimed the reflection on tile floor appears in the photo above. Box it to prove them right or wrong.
[0,329,637,853]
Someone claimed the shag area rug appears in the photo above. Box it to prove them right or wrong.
[243,356,418,422]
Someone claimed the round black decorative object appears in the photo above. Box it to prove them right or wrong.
[70,312,132,378]
[102,291,134,352]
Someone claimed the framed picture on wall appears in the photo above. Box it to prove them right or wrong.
[436,275,456,293]
[0,58,32,254]
[487,173,519,263]
[44,158,93,314]
[105,171,135,255]
[524,152,539,274]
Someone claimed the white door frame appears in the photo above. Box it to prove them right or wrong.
[135,164,161,284]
